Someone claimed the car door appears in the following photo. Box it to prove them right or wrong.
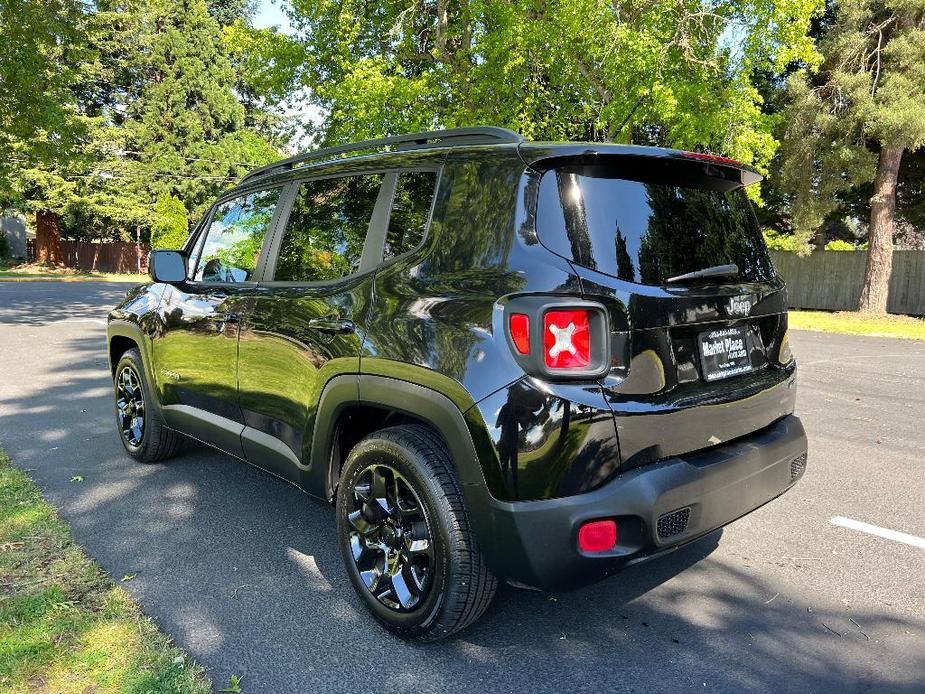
[236,170,397,486]
[153,186,283,456]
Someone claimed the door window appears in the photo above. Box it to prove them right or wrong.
[193,188,280,283]
[383,171,438,260]
[274,174,383,282]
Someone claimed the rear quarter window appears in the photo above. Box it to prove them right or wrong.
[536,161,775,285]
[384,171,438,260]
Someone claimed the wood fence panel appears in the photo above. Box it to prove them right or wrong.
[769,250,925,315]
[60,241,148,274]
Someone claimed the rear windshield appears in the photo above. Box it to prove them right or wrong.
[536,161,775,285]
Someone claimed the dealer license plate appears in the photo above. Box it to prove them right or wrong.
[698,326,753,382]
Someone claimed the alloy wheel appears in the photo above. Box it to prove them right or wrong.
[116,365,145,447]
[347,463,435,611]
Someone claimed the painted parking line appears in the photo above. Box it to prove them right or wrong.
[830,516,925,550]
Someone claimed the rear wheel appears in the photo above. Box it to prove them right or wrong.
[336,424,497,641]
[113,348,185,463]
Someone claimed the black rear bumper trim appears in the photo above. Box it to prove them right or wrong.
[470,414,807,591]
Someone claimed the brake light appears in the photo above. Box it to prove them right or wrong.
[680,150,743,167]
[509,313,530,354]
[544,309,590,369]
[578,519,617,553]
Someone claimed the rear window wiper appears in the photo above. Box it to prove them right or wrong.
[666,263,740,284]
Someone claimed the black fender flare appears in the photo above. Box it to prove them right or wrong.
[307,373,511,575]
[306,374,492,498]
[107,317,171,421]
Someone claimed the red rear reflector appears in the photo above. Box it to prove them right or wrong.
[509,313,530,355]
[578,520,617,553]
[544,309,590,369]
[680,150,743,167]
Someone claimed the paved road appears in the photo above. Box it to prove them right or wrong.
[1,281,923,693]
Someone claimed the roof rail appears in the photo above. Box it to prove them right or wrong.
[240,126,524,183]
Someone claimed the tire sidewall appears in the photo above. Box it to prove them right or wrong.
[113,349,154,459]
[336,437,451,636]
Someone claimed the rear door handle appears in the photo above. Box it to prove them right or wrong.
[308,318,355,335]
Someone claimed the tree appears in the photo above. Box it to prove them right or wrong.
[206,0,257,27]
[0,0,91,263]
[779,0,925,312]
[279,0,822,176]
[150,194,190,249]
[79,0,279,234]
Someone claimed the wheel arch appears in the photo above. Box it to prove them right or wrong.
[308,374,494,503]
[107,320,160,406]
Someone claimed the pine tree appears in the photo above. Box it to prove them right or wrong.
[779,0,925,313]
[79,0,278,238]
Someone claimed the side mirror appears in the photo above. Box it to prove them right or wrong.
[149,250,187,284]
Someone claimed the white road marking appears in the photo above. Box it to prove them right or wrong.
[830,516,925,550]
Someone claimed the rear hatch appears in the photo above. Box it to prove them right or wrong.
[526,146,796,468]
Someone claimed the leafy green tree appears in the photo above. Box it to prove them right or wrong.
[150,194,191,249]
[0,0,93,263]
[779,0,925,312]
[281,0,822,175]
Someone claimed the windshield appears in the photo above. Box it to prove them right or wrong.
[536,161,775,286]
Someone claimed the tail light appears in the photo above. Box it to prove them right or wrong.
[509,313,530,355]
[503,298,609,379]
[544,309,591,369]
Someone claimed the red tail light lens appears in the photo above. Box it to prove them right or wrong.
[543,309,591,369]
[509,313,530,355]
[578,519,617,553]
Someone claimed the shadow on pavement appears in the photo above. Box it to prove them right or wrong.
[0,281,133,325]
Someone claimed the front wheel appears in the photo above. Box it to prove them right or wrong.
[113,348,185,463]
[336,424,497,641]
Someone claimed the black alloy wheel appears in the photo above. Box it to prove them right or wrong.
[116,364,145,448]
[336,425,498,641]
[347,463,435,611]
[113,347,186,463]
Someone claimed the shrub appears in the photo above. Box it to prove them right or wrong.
[763,229,807,252]
[0,232,10,260]
[150,194,190,249]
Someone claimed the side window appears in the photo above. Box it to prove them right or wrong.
[194,189,280,283]
[274,174,383,282]
[384,171,437,260]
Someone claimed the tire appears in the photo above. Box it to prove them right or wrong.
[113,348,185,463]
[336,424,498,641]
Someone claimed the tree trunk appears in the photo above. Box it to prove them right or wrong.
[34,209,63,266]
[136,225,142,273]
[858,146,903,313]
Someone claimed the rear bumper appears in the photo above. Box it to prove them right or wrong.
[470,414,807,591]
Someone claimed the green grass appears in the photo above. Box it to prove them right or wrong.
[0,263,145,283]
[789,310,925,340]
[0,448,211,693]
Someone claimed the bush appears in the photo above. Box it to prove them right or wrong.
[0,233,10,260]
[824,239,856,251]
[763,229,807,252]
[150,194,190,249]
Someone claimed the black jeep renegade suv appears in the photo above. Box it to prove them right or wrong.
[107,126,807,640]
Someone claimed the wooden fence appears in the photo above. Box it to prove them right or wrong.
[770,250,925,315]
[60,241,148,274]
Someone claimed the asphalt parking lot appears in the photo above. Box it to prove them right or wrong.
[1,281,923,693]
